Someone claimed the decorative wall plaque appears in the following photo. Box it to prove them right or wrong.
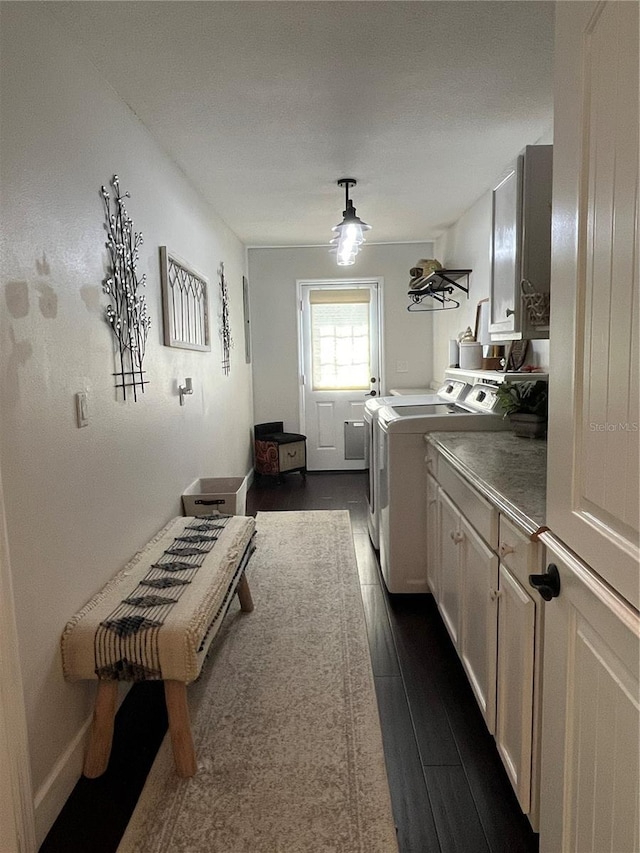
[160,247,211,351]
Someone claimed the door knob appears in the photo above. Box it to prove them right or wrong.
[528,563,561,601]
[365,390,377,397]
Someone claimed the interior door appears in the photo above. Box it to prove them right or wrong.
[546,0,639,609]
[299,281,381,471]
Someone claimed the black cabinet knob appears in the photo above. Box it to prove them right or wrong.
[529,563,561,601]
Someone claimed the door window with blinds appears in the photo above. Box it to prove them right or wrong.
[309,288,371,390]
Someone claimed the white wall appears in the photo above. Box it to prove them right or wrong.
[432,131,553,384]
[248,243,436,430]
[0,5,253,840]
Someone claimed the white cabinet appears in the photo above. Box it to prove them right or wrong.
[489,144,553,342]
[425,472,439,600]
[459,514,498,734]
[430,453,543,825]
[437,489,463,648]
[435,461,500,734]
[496,516,544,827]
[538,534,640,853]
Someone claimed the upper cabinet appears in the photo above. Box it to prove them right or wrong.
[489,145,553,341]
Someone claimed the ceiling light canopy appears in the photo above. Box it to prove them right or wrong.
[330,178,371,266]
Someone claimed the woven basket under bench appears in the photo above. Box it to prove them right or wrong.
[61,514,256,778]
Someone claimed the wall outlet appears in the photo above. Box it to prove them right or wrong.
[75,391,89,428]
[396,360,409,373]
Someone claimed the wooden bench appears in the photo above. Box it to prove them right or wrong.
[61,514,255,778]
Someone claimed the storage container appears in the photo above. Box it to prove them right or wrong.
[459,341,482,370]
[182,477,247,517]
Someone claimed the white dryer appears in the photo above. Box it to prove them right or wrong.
[377,384,510,593]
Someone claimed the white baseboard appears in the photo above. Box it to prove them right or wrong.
[33,714,91,846]
[33,684,131,846]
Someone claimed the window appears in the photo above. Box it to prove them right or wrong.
[309,289,371,390]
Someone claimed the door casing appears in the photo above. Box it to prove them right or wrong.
[296,277,384,471]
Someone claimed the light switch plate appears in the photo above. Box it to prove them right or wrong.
[75,392,89,428]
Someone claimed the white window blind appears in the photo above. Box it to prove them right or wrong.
[310,290,371,390]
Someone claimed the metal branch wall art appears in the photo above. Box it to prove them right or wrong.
[101,175,150,400]
[218,262,232,375]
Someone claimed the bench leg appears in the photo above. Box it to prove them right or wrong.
[84,680,118,778]
[164,680,197,777]
[236,571,254,612]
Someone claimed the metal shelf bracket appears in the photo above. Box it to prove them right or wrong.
[407,269,471,312]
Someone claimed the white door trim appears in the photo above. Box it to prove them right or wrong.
[0,466,36,852]
[296,277,385,461]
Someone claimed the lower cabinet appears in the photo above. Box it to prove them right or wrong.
[537,533,640,853]
[435,479,500,734]
[430,453,543,828]
[459,514,499,734]
[425,472,440,599]
[496,515,544,826]
[438,489,463,648]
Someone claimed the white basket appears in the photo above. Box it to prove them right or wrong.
[182,477,247,516]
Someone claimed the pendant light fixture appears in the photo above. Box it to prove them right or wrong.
[330,178,371,266]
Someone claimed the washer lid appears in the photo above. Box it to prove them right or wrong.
[365,392,442,416]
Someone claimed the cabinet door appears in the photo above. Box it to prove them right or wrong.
[459,515,499,733]
[496,563,536,815]
[489,160,521,338]
[538,534,640,853]
[547,0,639,609]
[437,489,462,648]
[426,473,439,600]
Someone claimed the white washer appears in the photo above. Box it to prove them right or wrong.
[364,380,468,549]
[377,384,510,593]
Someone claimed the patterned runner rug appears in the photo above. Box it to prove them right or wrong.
[117,510,398,853]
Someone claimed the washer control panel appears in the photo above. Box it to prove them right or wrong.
[464,383,502,413]
[436,379,469,405]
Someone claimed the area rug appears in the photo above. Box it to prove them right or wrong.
[117,510,398,853]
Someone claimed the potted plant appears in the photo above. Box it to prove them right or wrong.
[495,379,548,438]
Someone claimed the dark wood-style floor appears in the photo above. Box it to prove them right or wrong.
[41,472,538,853]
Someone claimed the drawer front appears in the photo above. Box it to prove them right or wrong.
[498,516,542,585]
[438,458,498,549]
[278,441,305,472]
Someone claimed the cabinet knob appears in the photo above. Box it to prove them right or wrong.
[450,530,464,544]
[489,588,502,601]
[499,542,516,557]
[529,563,561,601]
[506,308,516,317]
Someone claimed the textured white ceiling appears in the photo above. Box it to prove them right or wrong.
[48,1,554,246]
